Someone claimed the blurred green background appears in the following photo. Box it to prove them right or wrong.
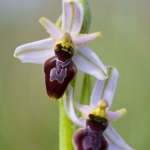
[0,0,150,149]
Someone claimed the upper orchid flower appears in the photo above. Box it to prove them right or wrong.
[14,0,108,100]
[63,66,134,150]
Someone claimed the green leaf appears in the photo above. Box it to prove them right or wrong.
[76,0,91,33]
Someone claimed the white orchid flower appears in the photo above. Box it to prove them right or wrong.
[14,0,107,80]
[63,66,134,150]
[14,0,108,100]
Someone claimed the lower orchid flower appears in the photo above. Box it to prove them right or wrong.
[14,0,107,100]
[73,100,110,150]
[63,66,134,150]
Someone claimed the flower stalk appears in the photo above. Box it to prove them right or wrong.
[58,0,92,149]
[59,98,74,150]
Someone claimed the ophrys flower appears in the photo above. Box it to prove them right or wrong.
[73,100,110,150]
[64,66,134,150]
[14,0,107,100]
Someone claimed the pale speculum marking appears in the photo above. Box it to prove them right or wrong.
[50,58,70,83]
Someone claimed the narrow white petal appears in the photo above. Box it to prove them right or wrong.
[63,86,85,128]
[39,17,64,40]
[90,66,119,109]
[62,1,83,35]
[72,45,108,80]
[104,124,134,150]
[72,32,102,46]
[107,109,127,121]
[14,38,55,64]
[74,101,95,118]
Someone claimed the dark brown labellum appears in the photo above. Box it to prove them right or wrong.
[73,114,109,150]
[44,56,77,100]
[86,114,109,132]
[73,127,108,150]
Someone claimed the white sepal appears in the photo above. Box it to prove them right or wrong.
[14,38,55,64]
[73,45,108,80]
[62,1,83,35]
[104,124,134,150]
[90,66,119,109]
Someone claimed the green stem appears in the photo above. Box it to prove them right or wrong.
[57,0,91,149]
[56,13,74,150]
[59,98,74,150]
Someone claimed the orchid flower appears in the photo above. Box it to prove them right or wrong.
[14,0,107,100]
[63,66,134,150]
